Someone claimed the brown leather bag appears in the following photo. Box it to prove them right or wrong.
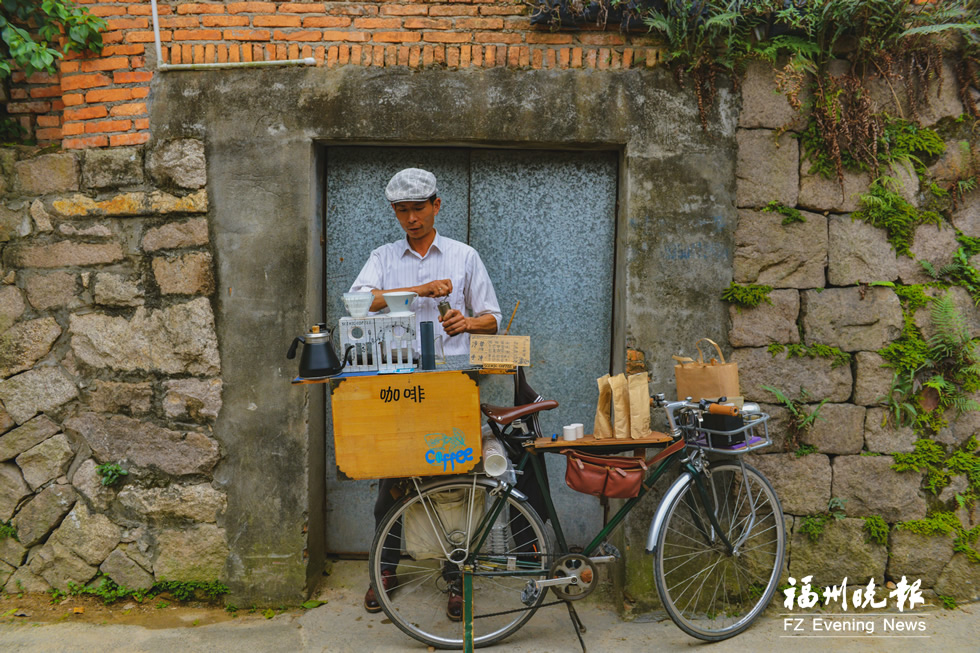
[561,449,648,499]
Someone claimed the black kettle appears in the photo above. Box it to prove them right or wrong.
[286,324,352,379]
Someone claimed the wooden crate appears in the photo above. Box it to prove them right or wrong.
[330,370,482,479]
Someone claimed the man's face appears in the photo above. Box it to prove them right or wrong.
[393,197,440,242]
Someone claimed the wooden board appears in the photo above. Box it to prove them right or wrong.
[331,370,482,479]
[532,431,673,450]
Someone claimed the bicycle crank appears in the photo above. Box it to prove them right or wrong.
[548,554,599,601]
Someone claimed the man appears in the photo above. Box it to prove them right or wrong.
[349,168,502,620]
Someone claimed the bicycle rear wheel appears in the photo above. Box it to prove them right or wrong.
[369,477,551,649]
[653,461,785,641]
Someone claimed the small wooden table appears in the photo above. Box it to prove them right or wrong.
[532,431,672,450]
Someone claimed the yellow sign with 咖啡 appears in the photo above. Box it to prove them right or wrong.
[330,370,481,479]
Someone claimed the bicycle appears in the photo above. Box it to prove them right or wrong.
[367,370,786,649]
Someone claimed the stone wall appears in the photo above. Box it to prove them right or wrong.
[729,60,980,601]
[0,141,228,594]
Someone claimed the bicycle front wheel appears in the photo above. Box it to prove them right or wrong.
[369,477,551,649]
[653,461,785,641]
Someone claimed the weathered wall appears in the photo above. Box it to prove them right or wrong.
[0,141,228,594]
[2,0,979,611]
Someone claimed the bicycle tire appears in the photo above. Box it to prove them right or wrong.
[369,476,551,649]
[653,461,785,641]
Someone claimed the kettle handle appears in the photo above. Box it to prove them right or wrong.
[286,336,304,360]
[342,344,354,367]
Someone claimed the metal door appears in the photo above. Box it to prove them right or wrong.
[324,147,618,554]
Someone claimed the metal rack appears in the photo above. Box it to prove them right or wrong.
[680,412,772,455]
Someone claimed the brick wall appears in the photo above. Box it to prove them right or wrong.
[6,1,665,150]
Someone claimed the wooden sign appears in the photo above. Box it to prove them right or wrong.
[469,335,530,367]
[330,370,481,479]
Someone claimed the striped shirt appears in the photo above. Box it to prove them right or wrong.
[350,232,501,357]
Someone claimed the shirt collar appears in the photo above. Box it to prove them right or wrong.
[400,231,443,260]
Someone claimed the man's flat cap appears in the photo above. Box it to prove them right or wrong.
[385,168,437,203]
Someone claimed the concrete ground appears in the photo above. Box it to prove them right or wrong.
[1,561,976,653]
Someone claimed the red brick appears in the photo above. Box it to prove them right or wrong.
[382,4,428,16]
[89,5,127,16]
[279,2,326,13]
[409,45,420,67]
[472,45,483,66]
[302,44,313,58]
[35,127,63,141]
[433,46,445,65]
[229,44,241,62]
[64,135,109,149]
[193,45,205,62]
[504,17,533,30]
[422,45,433,66]
[224,29,271,41]
[571,47,583,68]
[175,29,222,40]
[273,30,321,41]
[64,106,108,121]
[134,118,150,130]
[126,31,169,43]
[255,15,301,27]
[447,46,459,67]
[622,48,633,69]
[104,44,145,56]
[110,132,150,147]
[480,6,526,15]
[84,119,132,134]
[326,45,338,66]
[460,44,471,67]
[85,88,134,103]
[403,18,451,29]
[597,48,610,70]
[159,16,201,28]
[303,16,351,28]
[62,73,111,91]
[106,17,149,30]
[475,32,522,44]
[226,2,276,14]
[456,17,503,30]
[30,85,63,99]
[203,16,249,27]
[36,115,61,128]
[62,122,85,136]
[276,43,287,59]
[429,6,477,17]
[585,49,597,68]
[372,45,384,66]
[129,4,169,15]
[80,56,130,72]
[350,44,362,64]
[353,17,401,29]
[9,89,27,100]
[578,32,625,46]
[423,32,470,44]
[218,44,229,62]
[507,46,520,67]
[322,31,369,42]
[177,3,225,15]
[528,32,573,45]
[545,48,556,68]
[62,93,84,106]
[60,61,81,73]
[484,44,496,67]
[25,71,59,84]
[131,56,145,67]
[288,43,299,59]
[372,31,420,43]
[338,45,350,65]
[114,71,153,84]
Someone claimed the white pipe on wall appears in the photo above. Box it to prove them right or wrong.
[150,0,316,71]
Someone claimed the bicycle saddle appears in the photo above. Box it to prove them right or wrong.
[481,400,558,425]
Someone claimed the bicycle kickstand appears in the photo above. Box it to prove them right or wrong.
[564,601,587,653]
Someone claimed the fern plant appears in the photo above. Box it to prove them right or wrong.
[853,176,943,257]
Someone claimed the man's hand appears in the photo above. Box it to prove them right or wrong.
[439,310,498,337]
[416,279,453,298]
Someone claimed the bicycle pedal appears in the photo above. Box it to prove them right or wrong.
[521,580,541,607]
[596,542,621,560]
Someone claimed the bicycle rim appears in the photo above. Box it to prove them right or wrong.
[370,478,551,649]
[654,462,785,641]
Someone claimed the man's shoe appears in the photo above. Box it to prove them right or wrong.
[364,569,397,613]
[446,589,464,622]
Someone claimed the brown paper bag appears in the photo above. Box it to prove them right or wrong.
[593,374,613,440]
[628,372,650,439]
[673,338,740,401]
[608,373,631,440]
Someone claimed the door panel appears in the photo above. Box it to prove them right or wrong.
[323,147,617,554]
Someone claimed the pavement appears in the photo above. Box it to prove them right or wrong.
[1,561,977,653]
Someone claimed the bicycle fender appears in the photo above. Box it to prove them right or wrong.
[645,471,695,554]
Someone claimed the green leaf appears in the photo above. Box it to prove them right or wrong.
[301,600,327,610]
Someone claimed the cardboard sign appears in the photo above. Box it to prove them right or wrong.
[469,335,531,367]
[331,371,481,479]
